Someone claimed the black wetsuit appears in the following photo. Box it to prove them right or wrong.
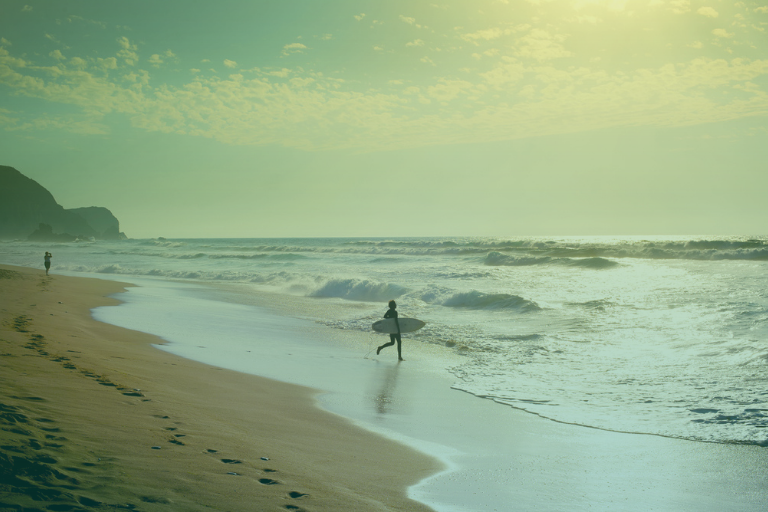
[379,308,402,358]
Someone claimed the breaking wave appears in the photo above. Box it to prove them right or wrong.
[484,252,619,269]
[309,279,408,302]
[441,291,541,312]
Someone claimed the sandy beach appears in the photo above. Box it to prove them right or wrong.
[4,261,768,512]
[0,264,440,511]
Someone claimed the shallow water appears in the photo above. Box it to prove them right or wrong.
[3,235,768,445]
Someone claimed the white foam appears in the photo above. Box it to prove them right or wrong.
[89,276,768,512]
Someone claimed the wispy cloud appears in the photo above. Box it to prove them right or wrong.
[697,7,719,18]
[116,36,138,66]
[460,27,506,45]
[1,3,767,154]
[712,28,733,38]
[282,43,307,56]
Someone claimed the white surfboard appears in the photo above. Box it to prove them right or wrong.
[372,318,425,334]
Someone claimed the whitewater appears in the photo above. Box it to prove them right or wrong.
[3,235,768,446]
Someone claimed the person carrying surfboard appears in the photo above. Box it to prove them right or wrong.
[377,300,404,361]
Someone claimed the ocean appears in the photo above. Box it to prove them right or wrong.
[3,235,767,449]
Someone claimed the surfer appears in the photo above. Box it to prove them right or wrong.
[44,252,52,275]
[377,300,404,361]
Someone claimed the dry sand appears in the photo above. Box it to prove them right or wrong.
[0,264,441,511]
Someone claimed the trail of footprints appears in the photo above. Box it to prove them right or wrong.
[205,448,309,507]
[10,315,312,510]
[0,398,135,510]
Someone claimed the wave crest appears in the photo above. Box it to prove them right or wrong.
[442,291,541,312]
[309,279,407,302]
[484,252,618,269]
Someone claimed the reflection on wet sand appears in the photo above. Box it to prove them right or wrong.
[371,362,402,416]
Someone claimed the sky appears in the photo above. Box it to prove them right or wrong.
[1,0,766,238]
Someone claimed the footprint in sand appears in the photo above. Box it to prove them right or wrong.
[259,478,280,485]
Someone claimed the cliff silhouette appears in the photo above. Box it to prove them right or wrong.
[0,165,126,241]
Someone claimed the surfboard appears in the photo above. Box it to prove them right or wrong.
[372,318,425,334]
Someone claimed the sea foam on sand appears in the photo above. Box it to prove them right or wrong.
[92,277,768,512]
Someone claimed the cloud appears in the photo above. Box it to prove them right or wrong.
[45,34,63,45]
[268,68,291,78]
[712,28,733,38]
[2,22,768,155]
[61,15,107,29]
[354,13,365,21]
[49,50,66,60]
[22,5,32,12]
[399,15,424,28]
[461,27,505,45]
[427,79,474,102]
[406,39,425,47]
[697,7,719,18]
[669,0,690,14]
[117,36,132,50]
[116,37,138,66]
[514,29,571,61]
[282,43,307,56]
[149,49,176,68]
[224,59,237,68]
[1,38,10,46]
[755,6,768,14]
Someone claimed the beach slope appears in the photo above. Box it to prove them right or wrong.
[0,265,440,511]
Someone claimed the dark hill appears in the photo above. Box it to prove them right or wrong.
[0,165,126,240]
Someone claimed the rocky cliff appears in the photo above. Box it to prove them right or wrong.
[0,165,126,241]
[68,207,122,240]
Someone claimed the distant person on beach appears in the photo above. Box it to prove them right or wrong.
[377,300,404,361]
[44,252,52,275]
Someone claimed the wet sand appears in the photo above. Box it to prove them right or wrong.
[0,264,440,511]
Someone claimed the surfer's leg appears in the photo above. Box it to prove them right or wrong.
[377,336,395,355]
[396,334,403,361]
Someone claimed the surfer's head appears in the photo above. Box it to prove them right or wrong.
[388,300,397,309]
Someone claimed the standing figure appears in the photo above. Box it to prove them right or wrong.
[377,300,404,361]
[44,252,52,275]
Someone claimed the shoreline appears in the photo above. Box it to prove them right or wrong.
[0,264,441,511]
[5,262,768,511]
[83,270,768,512]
